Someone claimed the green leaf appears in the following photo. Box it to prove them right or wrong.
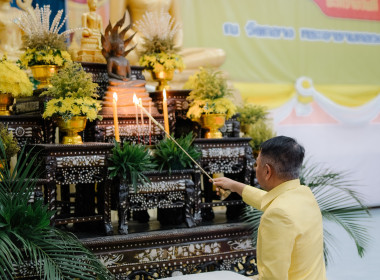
[0,140,113,279]
[153,132,201,173]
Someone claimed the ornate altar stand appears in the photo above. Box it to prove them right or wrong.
[86,114,166,144]
[81,222,257,279]
[0,115,54,144]
[30,142,114,235]
[149,89,201,138]
[116,169,202,234]
[193,138,255,220]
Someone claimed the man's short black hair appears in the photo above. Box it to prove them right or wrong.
[260,136,305,180]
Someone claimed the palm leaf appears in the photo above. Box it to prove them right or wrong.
[108,141,157,192]
[0,140,113,280]
[154,132,201,173]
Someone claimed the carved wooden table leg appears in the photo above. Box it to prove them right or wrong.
[184,179,196,227]
[103,179,113,235]
[118,177,129,235]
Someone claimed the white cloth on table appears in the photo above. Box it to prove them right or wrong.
[159,271,253,279]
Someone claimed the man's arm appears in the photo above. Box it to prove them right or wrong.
[211,176,246,196]
[212,177,266,210]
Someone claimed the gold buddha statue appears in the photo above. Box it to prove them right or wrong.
[109,0,226,88]
[0,0,25,61]
[77,0,106,63]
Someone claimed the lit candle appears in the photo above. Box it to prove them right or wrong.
[162,89,170,135]
[112,92,120,142]
[133,94,140,143]
[139,98,144,142]
[133,97,213,182]
[148,101,152,145]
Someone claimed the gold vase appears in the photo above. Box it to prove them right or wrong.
[201,113,226,139]
[0,93,14,116]
[56,116,87,145]
[30,65,59,89]
[151,69,174,91]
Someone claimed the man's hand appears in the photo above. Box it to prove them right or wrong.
[210,177,246,197]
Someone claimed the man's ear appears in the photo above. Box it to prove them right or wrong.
[265,163,272,180]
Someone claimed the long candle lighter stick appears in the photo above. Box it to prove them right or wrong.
[137,101,213,182]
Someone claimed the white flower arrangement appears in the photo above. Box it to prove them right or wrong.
[135,9,181,43]
[15,5,75,67]
[135,9,184,72]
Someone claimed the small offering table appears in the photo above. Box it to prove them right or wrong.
[194,138,255,220]
[30,142,114,235]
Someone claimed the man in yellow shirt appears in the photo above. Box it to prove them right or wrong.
[212,136,327,280]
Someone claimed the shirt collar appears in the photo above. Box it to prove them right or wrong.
[261,179,301,211]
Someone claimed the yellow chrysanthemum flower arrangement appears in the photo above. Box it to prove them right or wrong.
[19,47,72,68]
[139,52,184,73]
[41,62,102,122]
[185,67,237,120]
[136,9,184,73]
[0,56,33,98]
[15,5,74,68]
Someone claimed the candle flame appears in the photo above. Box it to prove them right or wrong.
[163,89,167,101]
[133,93,138,105]
[113,92,118,102]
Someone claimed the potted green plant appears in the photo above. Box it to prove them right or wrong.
[243,161,371,266]
[0,56,33,115]
[41,62,102,144]
[16,4,73,88]
[236,103,276,155]
[184,67,237,138]
[108,141,157,234]
[246,120,276,155]
[153,132,201,173]
[152,132,201,226]
[0,141,113,280]
[237,103,269,134]
[136,9,184,90]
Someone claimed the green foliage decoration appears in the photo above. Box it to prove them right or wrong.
[0,141,113,280]
[153,132,201,173]
[237,103,276,152]
[242,160,371,266]
[41,62,102,121]
[108,141,157,192]
[246,120,276,153]
[42,62,98,99]
[237,103,268,128]
[184,67,237,120]
[0,123,20,160]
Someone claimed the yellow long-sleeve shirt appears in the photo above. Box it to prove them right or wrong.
[242,179,327,280]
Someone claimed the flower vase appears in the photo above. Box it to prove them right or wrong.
[151,69,174,91]
[201,113,226,139]
[56,116,87,144]
[0,93,14,116]
[30,65,59,89]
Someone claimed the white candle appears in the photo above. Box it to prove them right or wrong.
[162,89,170,135]
[112,92,120,142]
[149,101,152,145]
[139,98,144,140]
[133,97,213,181]
[133,94,140,142]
